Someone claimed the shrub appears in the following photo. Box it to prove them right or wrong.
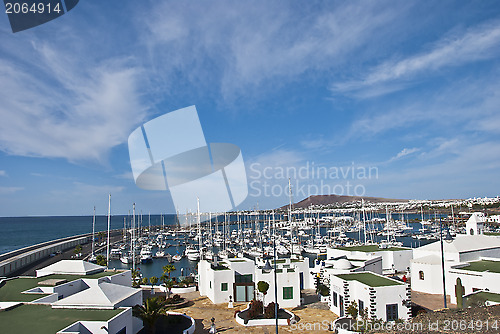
[264,302,279,319]
[165,294,182,304]
[346,301,358,319]
[317,284,330,296]
[247,299,263,319]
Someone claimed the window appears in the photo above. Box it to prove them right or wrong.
[359,300,364,317]
[419,271,424,280]
[386,304,398,321]
[332,291,338,307]
[283,287,293,300]
[235,274,253,283]
[209,281,212,289]
[221,282,228,291]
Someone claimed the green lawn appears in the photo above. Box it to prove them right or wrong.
[461,260,500,274]
[336,245,409,252]
[335,273,403,287]
[468,291,500,303]
[0,272,118,302]
[0,304,122,334]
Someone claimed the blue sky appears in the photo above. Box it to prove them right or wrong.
[1,1,500,216]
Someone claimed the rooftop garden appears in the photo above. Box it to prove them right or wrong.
[336,245,409,252]
[460,260,500,274]
[0,272,118,302]
[0,304,122,334]
[335,273,403,287]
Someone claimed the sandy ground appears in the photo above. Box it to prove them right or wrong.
[169,289,338,333]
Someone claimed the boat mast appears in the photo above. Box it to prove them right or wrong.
[92,206,96,259]
[362,199,367,245]
[106,194,111,268]
[132,203,136,271]
[288,178,293,255]
[197,197,202,258]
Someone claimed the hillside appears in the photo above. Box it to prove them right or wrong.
[284,194,408,209]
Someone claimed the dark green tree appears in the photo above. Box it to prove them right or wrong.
[133,297,167,334]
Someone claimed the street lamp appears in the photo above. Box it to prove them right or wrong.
[272,210,278,334]
[440,218,454,308]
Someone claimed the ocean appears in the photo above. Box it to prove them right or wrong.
[0,214,177,255]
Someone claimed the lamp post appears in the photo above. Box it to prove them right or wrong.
[272,210,278,333]
[440,217,454,309]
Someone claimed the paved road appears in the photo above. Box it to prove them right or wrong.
[10,233,124,277]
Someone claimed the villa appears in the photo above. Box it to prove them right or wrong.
[0,260,143,334]
[327,244,413,274]
[329,272,411,321]
[411,213,500,296]
[198,255,311,308]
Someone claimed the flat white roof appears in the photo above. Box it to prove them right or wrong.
[36,260,105,277]
[416,235,500,254]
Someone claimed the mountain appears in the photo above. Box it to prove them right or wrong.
[282,194,408,209]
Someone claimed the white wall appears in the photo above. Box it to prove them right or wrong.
[329,274,410,321]
[255,268,300,308]
[198,260,234,304]
[326,248,413,273]
[116,290,142,308]
[410,261,445,294]
[447,265,500,304]
[101,271,132,287]
[53,279,89,300]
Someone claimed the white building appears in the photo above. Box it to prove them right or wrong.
[329,272,411,321]
[447,258,500,304]
[327,245,413,274]
[411,214,500,297]
[198,256,310,308]
[0,260,143,334]
[487,215,500,224]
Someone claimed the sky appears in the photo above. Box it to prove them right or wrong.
[1,1,500,216]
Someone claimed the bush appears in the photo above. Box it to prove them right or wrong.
[247,299,263,319]
[317,284,329,296]
[264,302,279,319]
[165,294,182,304]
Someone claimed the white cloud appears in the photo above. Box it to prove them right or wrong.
[0,170,6,177]
[389,148,420,162]
[348,71,500,139]
[0,36,148,163]
[138,1,405,101]
[0,186,23,194]
[332,21,500,96]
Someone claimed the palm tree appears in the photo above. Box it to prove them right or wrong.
[95,255,107,267]
[162,264,176,279]
[141,277,149,286]
[131,269,140,287]
[150,276,158,294]
[165,279,175,299]
[133,297,167,334]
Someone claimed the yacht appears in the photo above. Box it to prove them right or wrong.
[185,246,200,261]
[140,247,153,263]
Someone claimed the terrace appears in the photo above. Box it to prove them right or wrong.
[336,245,408,252]
[0,304,122,334]
[0,272,119,302]
[335,272,403,287]
[459,260,500,274]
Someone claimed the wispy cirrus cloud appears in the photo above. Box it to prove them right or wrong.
[332,20,500,97]
[0,186,23,194]
[138,1,408,101]
[388,148,420,162]
[0,54,146,162]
